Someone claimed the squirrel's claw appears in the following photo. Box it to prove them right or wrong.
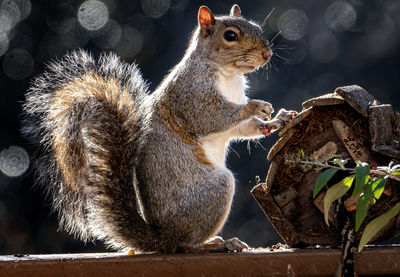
[276,109,297,123]
[259,109,297,136]
[260,125,273,136]
[289,110,297,120]
[246,99,274,119]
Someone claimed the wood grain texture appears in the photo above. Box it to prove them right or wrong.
[1,246,400,276]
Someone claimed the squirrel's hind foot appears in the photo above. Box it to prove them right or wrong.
[212,237,249,252]
[178,236,249,253]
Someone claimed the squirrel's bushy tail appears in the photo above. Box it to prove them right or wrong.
[23,50,165,252]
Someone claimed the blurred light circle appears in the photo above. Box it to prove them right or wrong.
[78,0,109,31]
[92,19,121,49]
[8,32,33,52]
[39,33,66,59]
[384,0,400,27]
[364,13,394,33]
[60,18,89,49]
[0,146,29,177]
[0,0,21,28]
[99,0,117,14]
[0,32,9,56]
[325,1,357,32]
[309,73,343,93]
[286,41,307,64]
[365,15,395,58]
[53,17,76,34]
[141,0,170,18]
[2,49,34,80]
[310,32,339,63]
[277,9,309,41]
[0,12,13,33]
[0,42,8,56]
[11,0,31,21]
[113,26,143,58]
[0,31,8,41]
[126,14,155,42]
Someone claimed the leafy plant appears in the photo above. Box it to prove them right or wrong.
[285,153,400,252]
[313,168,339,198]
[323,175,354,226]
[358,202,400,252]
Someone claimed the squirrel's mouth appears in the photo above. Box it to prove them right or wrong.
[240,65,256,72]
[234,62,257,73]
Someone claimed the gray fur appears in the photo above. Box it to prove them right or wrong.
[23,6,278,253]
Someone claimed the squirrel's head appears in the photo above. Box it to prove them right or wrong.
[194,5,272,74]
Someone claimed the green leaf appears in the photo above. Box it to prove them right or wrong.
[355,194,370,231]
[358,202,400,252]
[352,162,370,196]
[371,176,388,200]
[313,168,340,198]
[393,170,400,176]
[323,175,355,226]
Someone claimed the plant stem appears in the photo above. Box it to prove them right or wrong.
[286,159,400,183]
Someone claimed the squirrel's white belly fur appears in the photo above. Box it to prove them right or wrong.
[201,73,248,168]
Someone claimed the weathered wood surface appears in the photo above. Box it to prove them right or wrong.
[302,93,344,109]
[369,104,394,147]
[332,119,377,167]
[251,183,300,246]
[274,186,297,208]
[335,85,378,118]
[267,129,296,161]
[313,141,338,160]
[369,104,400,159]
[260,86,400,251]
[1,246,400,277]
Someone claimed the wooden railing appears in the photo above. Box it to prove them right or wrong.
[1,245,399,276]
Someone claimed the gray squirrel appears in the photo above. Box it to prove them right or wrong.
[23,4,296,253]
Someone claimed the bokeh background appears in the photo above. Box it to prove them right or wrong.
[0,0,399,254]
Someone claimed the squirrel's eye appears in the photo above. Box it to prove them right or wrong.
[224,30,238,42]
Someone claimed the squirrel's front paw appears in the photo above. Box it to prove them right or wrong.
[259,109,297,135]
[276,108,297,123]
[245,99,274,120]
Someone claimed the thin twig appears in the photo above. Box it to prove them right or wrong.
[285,159,400,183]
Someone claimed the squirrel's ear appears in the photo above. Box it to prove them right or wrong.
[230,4,241,17]
[198,6,216,37]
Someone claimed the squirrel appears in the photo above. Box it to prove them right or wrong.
[23,5,296,253]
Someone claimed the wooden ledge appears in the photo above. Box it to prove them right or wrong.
[1,246,400,276]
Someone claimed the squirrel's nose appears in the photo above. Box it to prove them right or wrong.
[261,47,272,62]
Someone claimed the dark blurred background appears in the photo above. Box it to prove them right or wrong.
[0,0,399,254]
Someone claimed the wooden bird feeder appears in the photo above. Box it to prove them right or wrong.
[252,85,400,247]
